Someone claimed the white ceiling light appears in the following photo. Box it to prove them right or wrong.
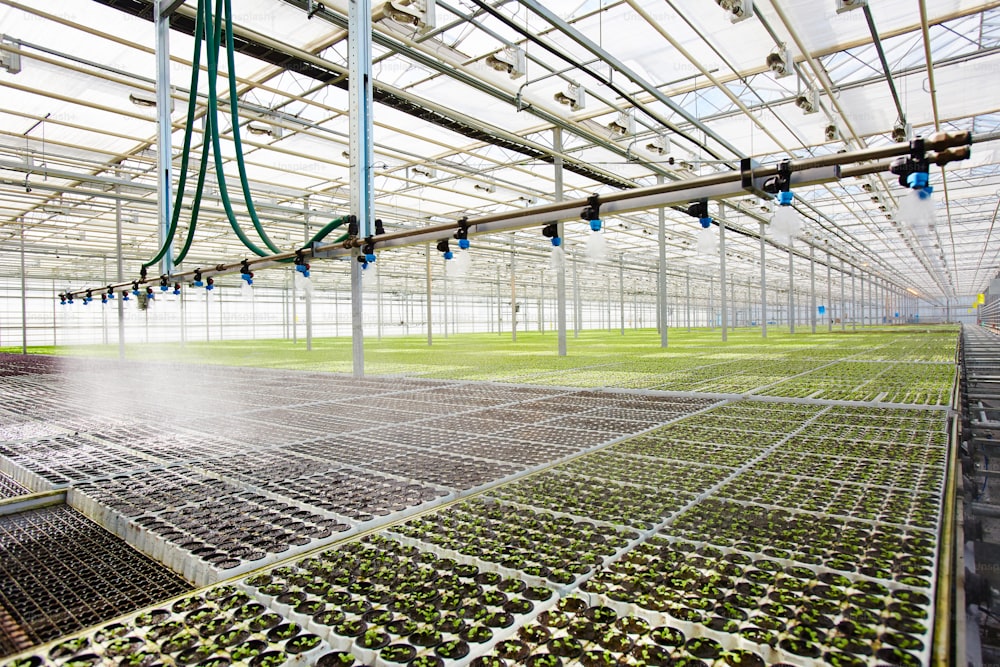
[128,89,157,108]
[796,89,819,115]
[715,0,753,23]
[484,46,525,79]
[645,134,670,155]
[836,0,867,13]
[766,46,792,78]
[553,82,585,111]
[607,110,635,138]
[0,36,21,75]
[373,0,436,31]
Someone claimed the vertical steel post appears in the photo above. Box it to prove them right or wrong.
[810,244,816,334]
[426,242,433,345]
[619,256,625,336]
[657,174,668,347]
[20,219,27,354]
[115,167,125,359]
[349,0,374,376]
[759,221,767,338]
[685,267,691,332]
[572,250,580,337]
[788,240,795,333]
[154,0,174,278]
[840,259,846,331]
[554,128,568,355]
[718,205,727,341]
[851,268,856,331]
[827,252,833,332]
[510,237,517,342]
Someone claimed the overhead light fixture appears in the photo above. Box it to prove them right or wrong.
[484,46,525,79]
[553,82,585,111]
[247,120,282,138]
[646,134,670,155]
[836,0,867,13]
[410,165,436,179]
[795,89,819,114]
[0,36,21,75]
[892,118,911,143]
[766,46,792,78]
[128,89,158,107]
[607,110,635,138]
[373,0,436,31]
[715,0,753,23]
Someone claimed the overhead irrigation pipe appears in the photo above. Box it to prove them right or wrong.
[60,132,974,300]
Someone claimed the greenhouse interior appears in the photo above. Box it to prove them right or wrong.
[2,0,1000,665]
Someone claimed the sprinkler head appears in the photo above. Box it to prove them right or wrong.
[173,283,181,296]
[121,291,130,301]
[206,277,214,291]
[589,219,602,232]
[542,223,561,246]
[777,191,795,206]
[437,238,452,259]
[458,238,470,250]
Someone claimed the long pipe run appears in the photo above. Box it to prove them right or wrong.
[61,133,974,299]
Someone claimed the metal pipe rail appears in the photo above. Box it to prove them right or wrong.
[60,131,974,299]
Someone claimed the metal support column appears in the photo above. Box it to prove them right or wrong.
[442,260,448,339]
[510,238,517,342]
[572,251,580,337]
[719,206,727,341]
[657,175,668,347]
[851,268,856,331]
[115,166,125,359]
[810,244,816,334]
[154,0,174,278]
[349,0,374,376]
[304,204,313,351]
[840,259,846,331]
[759,221,767,338]
[377,263,383,340]
[788,239,795,334]
[20,219,27,354]
[685,267,691,332]
[554,127,567,355]
[827,252,833,332]
[619,256,625,336]
[426,242,433,345]
[709,276,715,330]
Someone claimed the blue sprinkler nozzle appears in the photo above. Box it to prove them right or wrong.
[443,250,454,260]
[241,273,253,285]
[551,236,562,247]
[777,191,795,207]
[160,285,169,292]
[458,238,470,250]
[589,219,603,232]
[101,295,108,304]
[193,280,204,287]
[67,296,74,304]
[122,291,130,302]
[700,217,712,229]
[295,263,310,278]
[173,283,181,296]
[365,253,377,264]
[205,278,215,291]
[907,171,929,190]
